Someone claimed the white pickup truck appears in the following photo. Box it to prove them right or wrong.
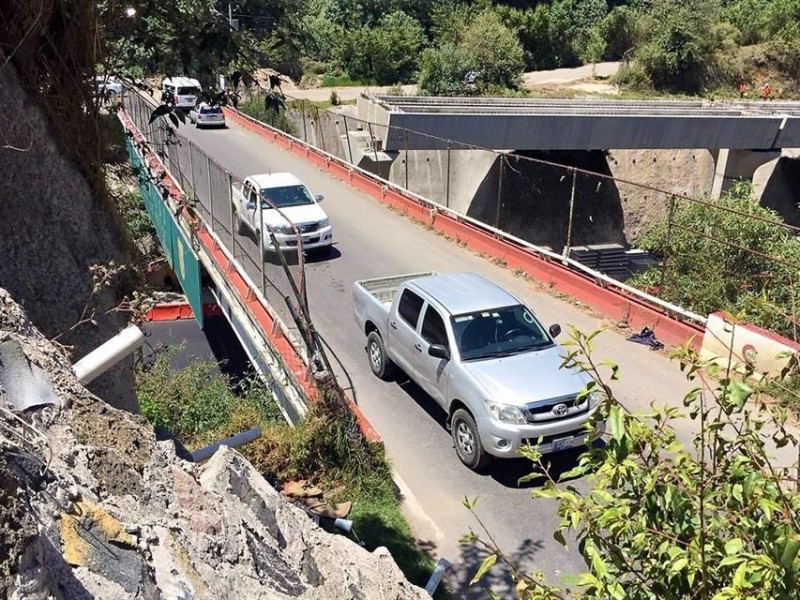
[232,173,333,255]
[353,272,603,470]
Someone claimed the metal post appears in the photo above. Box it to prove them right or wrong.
[563,168,577,258]
[228,173,236,256]
[316,107,326,152]
[344,115,354,164]
[206,155,214,228]
[445,142,451,208]
[258,190,266,295]
[186,139,194,195]
[301,101,308,143]
[404,129,409,190]
[659,195,678,294]
[366,122,379,163]
[495,155,504,229]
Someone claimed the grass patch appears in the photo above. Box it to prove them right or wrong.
[136,352,444,594]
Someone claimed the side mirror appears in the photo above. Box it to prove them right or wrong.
[315,194,324,202]
[428,344,450,360]
[549,324,562,339]
[246,200,255,210]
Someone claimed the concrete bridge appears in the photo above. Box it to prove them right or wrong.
[358,96,800,152]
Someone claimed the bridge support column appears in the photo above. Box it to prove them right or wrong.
[710,148,782,199]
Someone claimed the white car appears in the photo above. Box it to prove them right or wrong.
[94,75,123,97]
[189,103,226,128]
[232,173,333,254]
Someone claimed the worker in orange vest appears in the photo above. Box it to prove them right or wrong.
[737,79,748,98]
[761,81,772,100]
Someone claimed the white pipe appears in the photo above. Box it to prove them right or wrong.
[73,325,145,385]
[190,426,262,462]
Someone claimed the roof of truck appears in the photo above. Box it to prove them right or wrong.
[162,76,201,88]
[410,272,518,315]
[247,172,303,189]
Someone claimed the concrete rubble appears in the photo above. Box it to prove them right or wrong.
[0,287,429,599]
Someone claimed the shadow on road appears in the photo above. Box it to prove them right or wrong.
[393,377,590,489]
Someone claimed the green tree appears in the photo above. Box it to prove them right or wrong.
[598,5,638,60]
[468,328,800,599]
[548,0,609,66]
[418,8,524,95]
[337,11,424,83]
[632,0,723,91]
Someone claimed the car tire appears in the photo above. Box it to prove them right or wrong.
[235,213,246,234]
[452,408,492,470]
[366,331,396,380]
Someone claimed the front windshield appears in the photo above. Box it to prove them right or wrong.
[259,185,315,209]
[451,304,553,361]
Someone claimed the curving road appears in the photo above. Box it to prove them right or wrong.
[173,118,698,596]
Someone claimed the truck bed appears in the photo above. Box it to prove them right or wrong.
[355,272,436,307]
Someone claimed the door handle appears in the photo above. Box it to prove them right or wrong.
[414,343,422,352]
[390,321,397,330]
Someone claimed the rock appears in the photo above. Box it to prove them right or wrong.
[0,289,428,599]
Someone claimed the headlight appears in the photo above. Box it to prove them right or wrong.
[318,218,330,228]
[588,390,604,407]
[268,224,294,234]
[484,399,527,424]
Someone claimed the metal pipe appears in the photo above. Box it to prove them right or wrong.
[190,426,262,462]
[73,325,145,385]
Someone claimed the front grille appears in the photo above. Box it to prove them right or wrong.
[297,222,320,233]
[524,394,589,423]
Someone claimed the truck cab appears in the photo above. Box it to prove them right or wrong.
[353,272,604,470]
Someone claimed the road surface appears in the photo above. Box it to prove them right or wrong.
[173,118,697,597]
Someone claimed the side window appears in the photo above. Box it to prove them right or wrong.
[397,290,424,329]
[421,306,448,346]
[248,187,258,206]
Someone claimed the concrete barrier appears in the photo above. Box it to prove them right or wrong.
[700,312,799,378]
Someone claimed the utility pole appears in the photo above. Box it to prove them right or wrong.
[228,3,233,28]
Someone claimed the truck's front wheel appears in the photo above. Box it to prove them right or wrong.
[452,409,492,470]
[367,331,396,380]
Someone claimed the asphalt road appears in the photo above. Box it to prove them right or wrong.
[172,118,699,596]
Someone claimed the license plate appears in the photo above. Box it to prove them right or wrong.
[552,436,574,452]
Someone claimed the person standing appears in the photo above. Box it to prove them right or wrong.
[761,80,772,101]
[737,79,748,98]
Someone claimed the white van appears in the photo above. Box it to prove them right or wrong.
[161,77,202,110]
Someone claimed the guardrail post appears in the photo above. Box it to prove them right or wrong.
[659,195,678,294]
[446,142,451,208]
[207,154,214,230]
[228,173,236,257]
[186,138,194,195]
[344,115,354,164]
[563,167,577,260]
[301,101,308,143]
[495,155,504,229]
[404,128,409,191]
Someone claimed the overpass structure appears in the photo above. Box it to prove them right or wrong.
[357,96,800,151]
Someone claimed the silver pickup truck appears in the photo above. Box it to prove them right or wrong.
[353,272,603,470]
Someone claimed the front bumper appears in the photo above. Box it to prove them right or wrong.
[265,225,333,252]
[479,409,605,458]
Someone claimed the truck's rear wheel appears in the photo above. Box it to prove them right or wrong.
[235,212,246,234]
[367,331,396,380]
[452,408,492,470]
